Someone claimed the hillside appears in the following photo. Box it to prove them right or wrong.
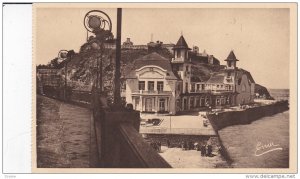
[255,84,273,99]
[40,41,273,99]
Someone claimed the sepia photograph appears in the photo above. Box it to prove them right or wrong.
[33,3,297,172]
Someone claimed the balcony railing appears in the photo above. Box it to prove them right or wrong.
[190,89,234,93]
[132,90,172,95]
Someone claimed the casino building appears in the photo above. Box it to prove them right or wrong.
[124,35,255,114]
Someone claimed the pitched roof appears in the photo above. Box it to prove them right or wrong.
[124,52,181,80]
[173,35,191,50]
[225,50,239,61]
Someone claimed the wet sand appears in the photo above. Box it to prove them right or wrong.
[159,146,229,168]
[218,111,289,168]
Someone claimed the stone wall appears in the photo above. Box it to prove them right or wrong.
[207,100,289,131]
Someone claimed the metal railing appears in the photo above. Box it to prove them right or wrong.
[140,127,216,136]
[189,89,233,93]
[132,90,172,95]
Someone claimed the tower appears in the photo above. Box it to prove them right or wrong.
[225,50,239,69]
[173,35,191,62]
[172,35,192,93]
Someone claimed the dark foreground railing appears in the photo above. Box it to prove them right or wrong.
[118,123,171,168]
[93,98,171,168]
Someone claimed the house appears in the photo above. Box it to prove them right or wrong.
[124,35,255,114]
[124,52,181,114]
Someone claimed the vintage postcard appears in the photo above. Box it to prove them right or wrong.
[32,3,297,173]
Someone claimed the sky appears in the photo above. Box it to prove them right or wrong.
[36,6,290,89]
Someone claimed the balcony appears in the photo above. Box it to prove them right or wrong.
[191,89,213,93]
[211,89,234,94]
[132,90,172,96]
[189,89,234,94]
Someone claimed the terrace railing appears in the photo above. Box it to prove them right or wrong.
[140,127,216,136]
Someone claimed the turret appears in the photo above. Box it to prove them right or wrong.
[225,50,239,69]
[172,35,191,62]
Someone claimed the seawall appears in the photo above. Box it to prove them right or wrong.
[207,100,289,131]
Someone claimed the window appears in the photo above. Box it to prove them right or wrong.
[227,71,231,76]
[159,99,165,112]
[190,97,194,108]
[201,98,205,106]
[177,84,181,91]
[145,98,152,112]
[186,66,189,72]
[196,97,200,107]
[157,81,164,91]
[138,81,145,90]
[191,84,195,92]
[148,81,154,91]
[185,82,188,92]
[177,50,181,58]
[196,84,200,91]
[134,98,140,110]
[176,99,181,110]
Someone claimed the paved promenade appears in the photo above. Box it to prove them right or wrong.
[140,113,216,136]
[36,95,94,168]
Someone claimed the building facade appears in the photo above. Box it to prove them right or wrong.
[124,35,255,114]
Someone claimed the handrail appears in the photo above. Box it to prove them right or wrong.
[132,90,172,95]
[139,127,216,136]
[118,123,171,168]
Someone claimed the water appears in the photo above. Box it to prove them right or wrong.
[219,111,289,168]
[269,89,289,101]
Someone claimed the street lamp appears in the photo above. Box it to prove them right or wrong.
[84,10,113,97]
[58,49,75,101]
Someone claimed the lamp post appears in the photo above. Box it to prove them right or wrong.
[84,10,113,98]
[91,42,103,92]
[58,50,75,101]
